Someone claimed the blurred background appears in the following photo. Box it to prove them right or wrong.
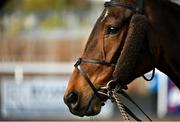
[0,0,180,121]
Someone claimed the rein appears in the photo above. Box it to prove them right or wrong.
[100,80,152,121]
[74,58,152,121]
[74,0,154,121]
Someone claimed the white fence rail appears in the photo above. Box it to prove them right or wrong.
[0,62,74,75]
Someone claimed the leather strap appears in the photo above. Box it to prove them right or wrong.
[74,58,152,121]
[122,103,141,121]
[143,68,155,81]
[75,58,115,67]
[119,89,152,121]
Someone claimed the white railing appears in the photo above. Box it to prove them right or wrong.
[0,62,74,74]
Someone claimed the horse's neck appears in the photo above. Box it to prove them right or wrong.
[145,0,180,88]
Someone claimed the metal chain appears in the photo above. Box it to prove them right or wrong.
[112,90,130,122]
[100,80,151,121]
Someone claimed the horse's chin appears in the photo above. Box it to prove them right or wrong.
[84,91,110,116]
[85,96,102,116]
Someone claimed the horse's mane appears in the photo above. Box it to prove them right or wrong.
[111,0,180,12]
[160,0,180,16]
[158,0,180,20]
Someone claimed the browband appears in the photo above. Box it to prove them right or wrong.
[104,0,144,14]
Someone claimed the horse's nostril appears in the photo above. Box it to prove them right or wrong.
[66,92,78,105]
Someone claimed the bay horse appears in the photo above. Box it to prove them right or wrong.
[64,0,180,117]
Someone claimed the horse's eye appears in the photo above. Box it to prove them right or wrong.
[106,26,119,35]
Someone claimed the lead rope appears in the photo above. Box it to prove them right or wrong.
[112,90,130,121]
[102,81,151,121]
[106,83,130,121]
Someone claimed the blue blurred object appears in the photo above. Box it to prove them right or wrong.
[146,73,158,93]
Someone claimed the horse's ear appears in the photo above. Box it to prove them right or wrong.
[113,14,148,84]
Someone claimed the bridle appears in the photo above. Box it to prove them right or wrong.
[74,0,153,121]
[74,0,154,102]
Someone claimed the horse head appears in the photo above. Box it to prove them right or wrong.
[64,0,155,117]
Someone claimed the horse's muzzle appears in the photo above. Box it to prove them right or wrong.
[64,90,104,117]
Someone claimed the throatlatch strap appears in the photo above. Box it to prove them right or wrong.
[143,68,155,81]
